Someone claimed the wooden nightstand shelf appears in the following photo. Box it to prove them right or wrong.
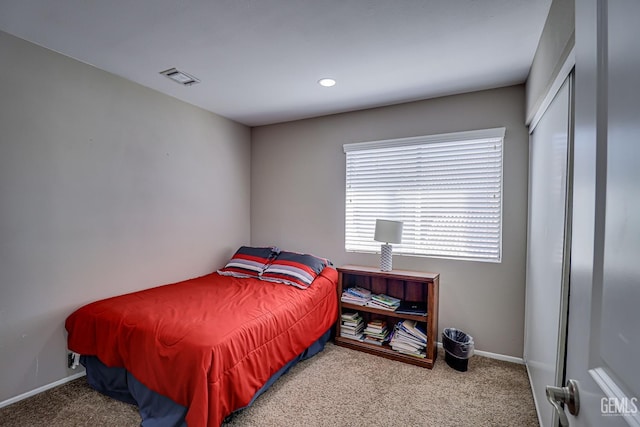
[335,265,439,368]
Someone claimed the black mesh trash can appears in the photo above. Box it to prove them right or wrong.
[442,328,474,372]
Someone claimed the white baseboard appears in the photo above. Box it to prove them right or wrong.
[437,341,524,365]
[1,345,524,409]
[525,362,546,427]
[0,371,86,409]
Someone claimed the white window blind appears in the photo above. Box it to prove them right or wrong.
[344,128,505,262]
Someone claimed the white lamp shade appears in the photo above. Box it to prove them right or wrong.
[374,219,403,244]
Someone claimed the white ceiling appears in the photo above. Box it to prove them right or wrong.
[0,0,551,126]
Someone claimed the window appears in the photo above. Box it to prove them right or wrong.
[344,128,505,262]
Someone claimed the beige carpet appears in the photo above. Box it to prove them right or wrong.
[0,344,538,427]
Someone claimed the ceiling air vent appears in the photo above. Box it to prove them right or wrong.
[160,68,200,86]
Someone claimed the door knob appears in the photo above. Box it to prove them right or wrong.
[546,379,580,427]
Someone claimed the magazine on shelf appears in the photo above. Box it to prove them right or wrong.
[340,325,364,335]
[364,329,388,340]
[395,349,427,359]
[342,315,363,327]
[340,331,364,341]
[365,300,398,311]
[363,336,386,346]
[390,333,426,355]
[341,311,361,321]
[390,340,423,353]
[341,297,367,306]
[371,293,401,307]
[395,300,427,316]
[393,334,424,350]
[341,291,370,306]
[395,331,425,348]
[342,323,364,332]
[365,319,386,331]
[400,319,427,342]
[396,322,426,344]
[394,324,424,343]
[341,314,364,332]
[389,320,427,357]
[345,287,372,299]
[395,325,424,341]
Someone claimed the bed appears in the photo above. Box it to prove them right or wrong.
[65,247,338,426]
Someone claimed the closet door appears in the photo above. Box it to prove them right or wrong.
[562,1,640,425]
[524,76,572,427]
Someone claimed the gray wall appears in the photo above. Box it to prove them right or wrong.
[251,85,529,358]
[0,31,251,402]
[526,0,575,122]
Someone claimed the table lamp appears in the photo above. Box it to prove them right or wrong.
[374,219,403,271]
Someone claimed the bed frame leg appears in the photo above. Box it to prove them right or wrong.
[68,352,80,369]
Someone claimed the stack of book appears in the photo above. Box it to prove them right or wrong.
[362,319,389,346]
[389,320,428,358]
[341,287,372,306]
[366,293,401,311]
[340,311,365,341]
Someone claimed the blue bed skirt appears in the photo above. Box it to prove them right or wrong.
[81,328,332,426]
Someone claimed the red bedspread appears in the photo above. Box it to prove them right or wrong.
[65,267,338,426]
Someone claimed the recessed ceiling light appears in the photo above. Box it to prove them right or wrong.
[160,68,200,86]
[318,78,336,87]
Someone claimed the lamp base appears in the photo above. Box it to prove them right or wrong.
[380,244,393,271]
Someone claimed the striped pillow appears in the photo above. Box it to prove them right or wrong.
[217,246,280,278]
[261,251,332,289]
